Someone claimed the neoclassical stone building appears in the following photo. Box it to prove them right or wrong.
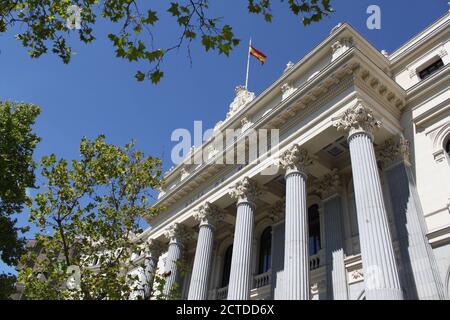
[131,12,450,300]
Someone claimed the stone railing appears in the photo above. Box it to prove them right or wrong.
[253,270,272,288]
[309,249,324,270]
[216,286,228,300]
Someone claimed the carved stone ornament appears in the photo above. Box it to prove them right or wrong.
[316,169,342,199]
[163,223,191,245]
[331,37,353,61]
[281,82,296,100]
[330,23,343,35]
[241,116,253,132]
[377,135,411,168]
[284,61,295,73]
[228,176,263,204]
[193,202,224,227]
[333,99,382,137]
[280,144,313,175]
[180,167,190,181]
[226,86,256,119]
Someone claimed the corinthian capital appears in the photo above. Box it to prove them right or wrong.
[229,177,263,204]
[164,223,191,245]
[333,99,382,137]
[316,169,342,199]
[280,144,313,175]
[193,202,224,227]
[377,135,411,168]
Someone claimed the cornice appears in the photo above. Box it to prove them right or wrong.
[152,49,405,214]
[161,23,391,185]
[390,12,450,66]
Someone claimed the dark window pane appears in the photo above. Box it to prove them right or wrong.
[419,58,444,80]
[221,245,233,287]
[308,204,321,255]
[258,227,272,274]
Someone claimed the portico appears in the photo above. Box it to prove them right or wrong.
[136,15,450,301]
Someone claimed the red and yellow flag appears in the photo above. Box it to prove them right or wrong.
[249,45,267,65]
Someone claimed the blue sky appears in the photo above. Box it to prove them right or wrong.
[0,1,448,273]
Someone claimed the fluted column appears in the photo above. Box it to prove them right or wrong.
[317,170,348,300]
[379,136,445,300]
[163,223,190,298]
[334,100,403,300]
[188,202,223,300]
[227,177,262,300]
[280,145,313,300]
[143,239,163,299]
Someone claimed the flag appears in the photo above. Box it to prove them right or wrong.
[249,45,267,65]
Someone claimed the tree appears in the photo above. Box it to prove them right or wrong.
[0,101,40,299]
[0,0,334,84]
[18,135,163,299]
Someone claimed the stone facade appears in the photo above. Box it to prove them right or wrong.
[132,13,450,300]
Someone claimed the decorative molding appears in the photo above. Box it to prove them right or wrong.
[180,167,190,181]
[240,116,253,133]
[351,269,364,282]
[377,135,411,168]
[280,144,313,175]
[281,81,296,101]
[316,169,342,199]
[157,186,166,200]
[331,37,354,61]
[438,48,448,59]
[330,23,343,35]
[333,99,382,137]
[193,202,224,227]
[228,177,263,204]
[163,223,191,245]
[426,121,450,164]
[283,61,294,73]
[226,86,256,119]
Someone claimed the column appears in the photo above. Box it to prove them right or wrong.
[188,202,223,300]
[227,177,262,300]
[379,136,445,300]
[143,239,163,299]
[334,99,403,300]
[163,223,189,299]
[317,170,348,300]
[280,145,313,300]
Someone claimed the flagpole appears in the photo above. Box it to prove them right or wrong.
[245,38,251,90]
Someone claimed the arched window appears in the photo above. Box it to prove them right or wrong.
[258,227,272,274]
[221,245,233,287]
[308,204,321,255]
[445,139,450,157]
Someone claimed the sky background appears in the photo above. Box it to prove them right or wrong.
[0,1,448,273]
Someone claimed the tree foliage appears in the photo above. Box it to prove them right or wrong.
[18,135,163,299]
[0,0,334,84]
[0,101,40,298]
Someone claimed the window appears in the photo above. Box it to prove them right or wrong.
[221,245,233,287]
[308,204,321,255]
[446,139,450,157]
[418,58,444,80]
[258,227,272,274]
